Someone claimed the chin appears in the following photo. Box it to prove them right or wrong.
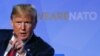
[19,37,28,41]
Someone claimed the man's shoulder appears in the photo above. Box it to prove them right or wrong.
[0,29,12,41]
[0,29,13,33]
[31,35,53,49]
[28,35,54,55]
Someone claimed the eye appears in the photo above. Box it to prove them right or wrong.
[16,21,21,23]
[25,21,32,24]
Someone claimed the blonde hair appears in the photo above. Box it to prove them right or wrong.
[11,4,37,23]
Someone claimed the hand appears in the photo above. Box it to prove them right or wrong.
[10,38,26,56]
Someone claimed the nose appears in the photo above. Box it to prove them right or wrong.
[21,22,25,30]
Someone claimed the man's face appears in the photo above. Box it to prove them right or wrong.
[12,16,34,41]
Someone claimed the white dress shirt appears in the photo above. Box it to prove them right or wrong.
[4,35,26,56]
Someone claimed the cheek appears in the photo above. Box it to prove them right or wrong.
[28,27,32,32]
[26,25,33,32]
[13,24,20,32]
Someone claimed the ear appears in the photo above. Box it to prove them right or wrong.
[33,22,37,29]
[11,19,14,27]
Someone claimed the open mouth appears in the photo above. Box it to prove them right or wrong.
[19,32,27,36]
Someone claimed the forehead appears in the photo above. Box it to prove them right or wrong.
[12,16,33,22]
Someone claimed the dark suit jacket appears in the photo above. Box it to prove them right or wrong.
[0,29,54,56]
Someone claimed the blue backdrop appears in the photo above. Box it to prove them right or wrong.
[0,0,99,56]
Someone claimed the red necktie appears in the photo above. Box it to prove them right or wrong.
[7,49,16,56]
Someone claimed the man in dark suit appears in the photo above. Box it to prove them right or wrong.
[0,4,54,56]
